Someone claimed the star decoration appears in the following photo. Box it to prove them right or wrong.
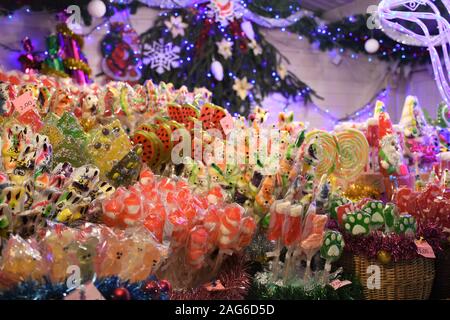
[232,77,253,100]
[164,15,188,38]
[216,39,233,59]
[277,64,287,80]
[248,40,262,56]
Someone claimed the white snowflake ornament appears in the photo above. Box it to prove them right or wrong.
[142,38,181,74]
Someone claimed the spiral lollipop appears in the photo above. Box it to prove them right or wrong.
[334,129,369,182]
[303,130,338,177]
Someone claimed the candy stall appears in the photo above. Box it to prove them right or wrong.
[0,0,449,302]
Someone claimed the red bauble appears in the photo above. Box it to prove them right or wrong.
[112,287,131,300]
[142,280,160,296]
[159,280,172,294]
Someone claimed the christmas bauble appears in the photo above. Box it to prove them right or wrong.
[111,287,131,300]
[364,38,380,54]
[377,250,392,264]
[211,60,224,81]
[159,280,172,294]
[241,21,255,41]
[88,0,107,18]
[142,280,160,297]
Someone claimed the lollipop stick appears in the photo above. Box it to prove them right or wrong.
[269,241,282,282]
[282,247,294,284]
[322,261,332,284]
[303,257,312,281]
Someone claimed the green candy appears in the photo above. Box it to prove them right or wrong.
[320,230,345,262]
[395,214,417,236]
[362,200,385,230]
[328,196,350,220]
[383,203,398,232]
[343,210,371,236]
[57,112,87,142]
[261,213,270,229]
[0,204,10,229]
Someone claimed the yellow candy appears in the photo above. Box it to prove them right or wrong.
[87,120,132,179]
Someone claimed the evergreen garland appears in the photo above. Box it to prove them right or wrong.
[247,273,364,300]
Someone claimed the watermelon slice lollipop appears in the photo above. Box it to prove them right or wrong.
[200,103,216,130]
[154,123,173,163]
[211,106,227,135]
[133,130,163,168]
[137,123,173,163]
[200,103,227,134]
[180,103,199,123]
[167,103,184,123]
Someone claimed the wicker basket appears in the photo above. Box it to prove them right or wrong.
[431,246,450,299]
[339,252,435,300]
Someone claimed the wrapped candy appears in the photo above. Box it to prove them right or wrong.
[0,235,47,287]
[87,120,132,179]
[378,108,408,176]
[299,212,328,279]
[343,210,371,236]
[395,214,417,236]
[186,226,209,269]
[0,81,16,116]
[320,230,345,277]
[360,200,385,230]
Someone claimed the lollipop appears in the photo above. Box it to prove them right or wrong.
[320,230,345,279]
[303,130,338,177]
[334,129,369,181]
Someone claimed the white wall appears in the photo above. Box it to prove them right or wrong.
[0,7,442,129]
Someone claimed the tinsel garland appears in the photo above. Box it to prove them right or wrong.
[327,219,446,262]
[247,273,364,300]
[171,254,251,300]
[40,63,70,78]
[0,275,169,300]
[63,58,92,76]
[56,23,84,48]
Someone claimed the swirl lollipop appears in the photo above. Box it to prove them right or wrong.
[303,130,339,177]
[334,129,369,182]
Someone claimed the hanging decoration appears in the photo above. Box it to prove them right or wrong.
[207,0,242,26]
[101,22,142,82]
[210,60,224,81]
[57,22,91,85]
[142,38,181,75]
[87,0,107,18]
[377,0,450,108]
[18,37,42,74]
[364,38,380,54]
[41,34,69,79]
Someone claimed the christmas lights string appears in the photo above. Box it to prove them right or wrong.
[268,87,388,126]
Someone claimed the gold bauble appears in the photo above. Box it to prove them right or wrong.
[377,250,392,264]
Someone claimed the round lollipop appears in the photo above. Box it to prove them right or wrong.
[334,129,369,181]
[303,130,339,177]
